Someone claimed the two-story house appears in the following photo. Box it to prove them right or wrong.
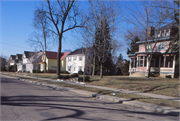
[16,54,23,72]
[9,55,16,66]
[66,48,92,75]
[39,51,70,73]
[20,51,35,72]
[26,51,44,73]
[128,23,179,78]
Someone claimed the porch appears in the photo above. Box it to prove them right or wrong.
[129,53,176,78]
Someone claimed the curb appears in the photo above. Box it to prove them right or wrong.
[2,75,180,116]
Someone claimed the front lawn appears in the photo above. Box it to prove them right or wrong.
[88,76,179,97]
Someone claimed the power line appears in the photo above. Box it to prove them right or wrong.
[0,42,32,50]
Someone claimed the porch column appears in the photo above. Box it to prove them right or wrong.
[159,56,161,74]
[136,56,139,71]
[163,56,166,67]
[172,55,176,77]
[146,56,149,72]
[129,58,132,75]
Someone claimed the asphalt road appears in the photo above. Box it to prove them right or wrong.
[1,75,179,121]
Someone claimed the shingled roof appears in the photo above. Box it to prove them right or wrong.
[46,51,70,60]
[68,48,91,55]
[16,54,22,60]
[10,55,16,60]
[24,51,36,58]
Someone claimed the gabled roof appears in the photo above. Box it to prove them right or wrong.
[16,54,22,60]
[10,55,16,60]
[27,52,44,63]
[45,51,70,60]
[24,51,35,58]
[68,48,91,55]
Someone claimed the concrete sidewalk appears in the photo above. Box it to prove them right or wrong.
[1,73,180,116]
[6,73,179,102]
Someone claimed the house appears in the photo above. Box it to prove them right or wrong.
[66,48,92,75]
[26,51,44,73]
[15,54,23,72]
[128,23,179,78]
[9,54,22,72]
[20,51,35,72]
[9,55,16,66]
[39,51,70,73]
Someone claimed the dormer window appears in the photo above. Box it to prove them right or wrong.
[158,43,165,50]
[146,44,151,50]
[161,31,164,37]
[165,29,169,36]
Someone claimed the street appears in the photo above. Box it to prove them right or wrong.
[1,75,179,121]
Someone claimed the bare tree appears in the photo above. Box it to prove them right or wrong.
[125,1,177,77]
[79,1,122,78]
[28,4,50,73]
[33,0,85,76]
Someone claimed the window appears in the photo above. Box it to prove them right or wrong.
[131,58,135,67]
[151,59,155,67]
[52,66,57,68]
[74,67,76,71]
[161,31,164,37]
[165,56,173,68]
[139,56,144,67]
[144,56,147,67]
[68,57,71,61]
[165,29,169,36]
[79,56,82,61]
[78,66,82,71]
[68,66,71,71]
[158,43,165,50]
[74,56,77,61]
[146,44,151,50]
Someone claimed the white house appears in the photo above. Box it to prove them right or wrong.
[26,51,43,73]
[18,51,35,72]
[66,48,92,75]
[15,54,23,72]
[9,55,16,66]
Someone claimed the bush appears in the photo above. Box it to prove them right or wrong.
[64,71,70,74]
[60,71,70,74]
[33,70,43,73]
[78,70,83,75]
[63,75,70,79]
[57,75,64,79]
[78,76,90,82]
[70,73,79,78]
[166,75,172,78]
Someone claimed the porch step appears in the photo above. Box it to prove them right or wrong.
[130,72,145,77]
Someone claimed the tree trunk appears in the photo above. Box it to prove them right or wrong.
[100,63,103,78]
[44,51,46,73]
[92,56,95,76]
[57,34,62,76]
[44,39,46,73]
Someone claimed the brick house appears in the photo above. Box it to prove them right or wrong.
[128,23,179,78]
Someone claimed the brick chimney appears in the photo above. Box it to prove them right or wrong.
[148,26,155,37]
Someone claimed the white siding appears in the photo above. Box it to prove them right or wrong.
[66,55,85,74]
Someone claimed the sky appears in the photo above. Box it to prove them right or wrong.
[0,0,129,60]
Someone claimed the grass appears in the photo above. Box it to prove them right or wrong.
[1,73,179,109]
[2,72,179,97]
[88,76,179,97]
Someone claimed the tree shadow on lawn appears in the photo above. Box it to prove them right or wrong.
[143,84,179,93]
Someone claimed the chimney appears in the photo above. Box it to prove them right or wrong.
[148,27,155,37]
